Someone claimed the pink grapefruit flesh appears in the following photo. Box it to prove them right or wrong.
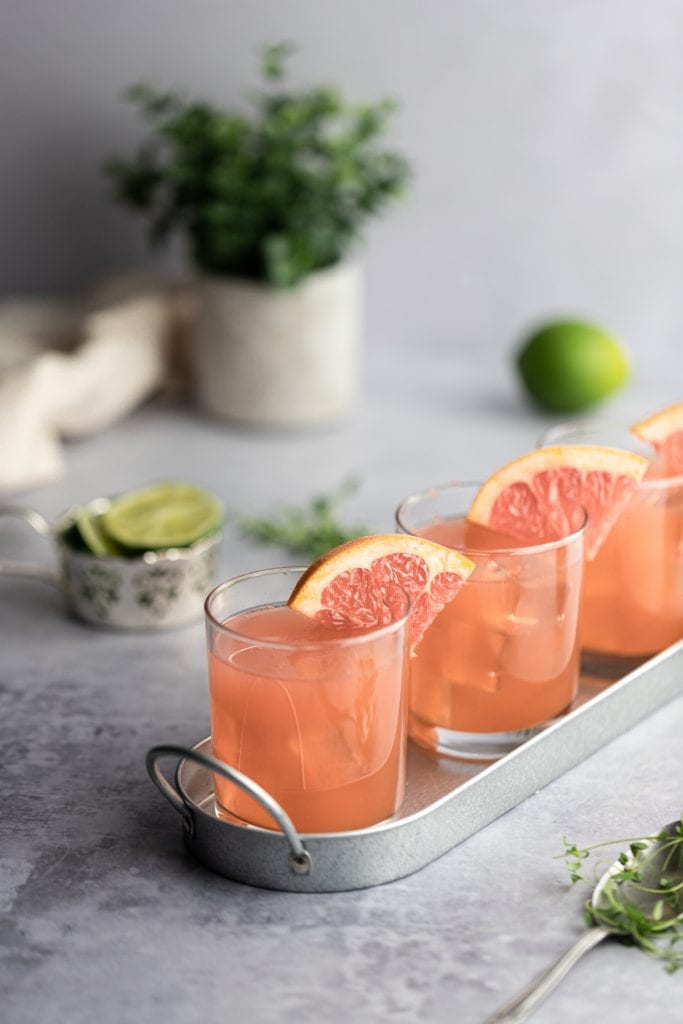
[631,401,683,475]
[467,446,648,559]
[288,534,474,651]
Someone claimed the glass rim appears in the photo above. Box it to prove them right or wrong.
[204,565,411,650]
[538,418,683,491]
[395,479,587,556]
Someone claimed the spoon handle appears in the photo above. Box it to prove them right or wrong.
[484,925,611,1023]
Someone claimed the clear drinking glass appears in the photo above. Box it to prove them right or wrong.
[204,567,410,833]
[396,483,586,760]
[541,421,683,657]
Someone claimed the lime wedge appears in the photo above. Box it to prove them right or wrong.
[75,510,123,556]
[60,508,123,555]
[102,482,223,551]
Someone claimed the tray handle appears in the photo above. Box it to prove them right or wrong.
[0,504,59,585]
[145,744,312,876]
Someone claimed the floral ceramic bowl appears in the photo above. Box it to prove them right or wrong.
[0,497,222,630]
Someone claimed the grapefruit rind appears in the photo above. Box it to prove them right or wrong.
[631,402,683,446]
[467,445,648,560]
[288,534,474,651]
[631,402,683,474]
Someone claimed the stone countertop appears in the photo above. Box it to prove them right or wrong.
[1,347,682,1024]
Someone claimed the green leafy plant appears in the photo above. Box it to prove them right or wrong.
[236,478,371,560]
[106,43,411,287]
[557,819,683,972]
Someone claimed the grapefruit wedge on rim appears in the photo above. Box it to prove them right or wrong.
[288,534,474,652]
[631,401,683,475]
[467,446,648,559]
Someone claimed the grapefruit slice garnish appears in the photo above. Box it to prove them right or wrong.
[631,401,683,475]
[467,446,648,559]
[288,534,474,651]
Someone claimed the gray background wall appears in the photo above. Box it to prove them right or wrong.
[2,0,683,392]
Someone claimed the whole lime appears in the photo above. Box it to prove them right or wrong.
[516,320,630,412]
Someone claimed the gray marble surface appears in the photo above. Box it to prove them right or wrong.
[1,346,682,1023]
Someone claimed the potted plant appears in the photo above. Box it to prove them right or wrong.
[106,44,411,426]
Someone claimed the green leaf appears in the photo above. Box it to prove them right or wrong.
[261,42,296,80]
[556,821,683,973]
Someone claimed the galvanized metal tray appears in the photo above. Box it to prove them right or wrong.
[147,640,682,892]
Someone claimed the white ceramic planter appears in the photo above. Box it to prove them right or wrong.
[192,262,362,426]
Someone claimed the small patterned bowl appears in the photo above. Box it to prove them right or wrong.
[0,497,222,631]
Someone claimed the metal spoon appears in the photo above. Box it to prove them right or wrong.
[486,820,683,1023]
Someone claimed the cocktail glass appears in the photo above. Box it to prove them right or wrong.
[204,567,409,833]
[396,483,586,760]
[541,421,683,657]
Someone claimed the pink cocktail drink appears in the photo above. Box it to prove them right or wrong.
[397,484,585,759]
[205,568,409,833]
[575,460,682,655]
[543,424,683,656]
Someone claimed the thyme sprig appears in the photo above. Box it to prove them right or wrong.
[557,818,683,972]
[236,478,372,560]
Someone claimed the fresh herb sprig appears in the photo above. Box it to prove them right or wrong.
[557,819,683,972]
[236,479,372,560]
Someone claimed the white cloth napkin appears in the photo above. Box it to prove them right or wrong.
[0,276,190,494]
